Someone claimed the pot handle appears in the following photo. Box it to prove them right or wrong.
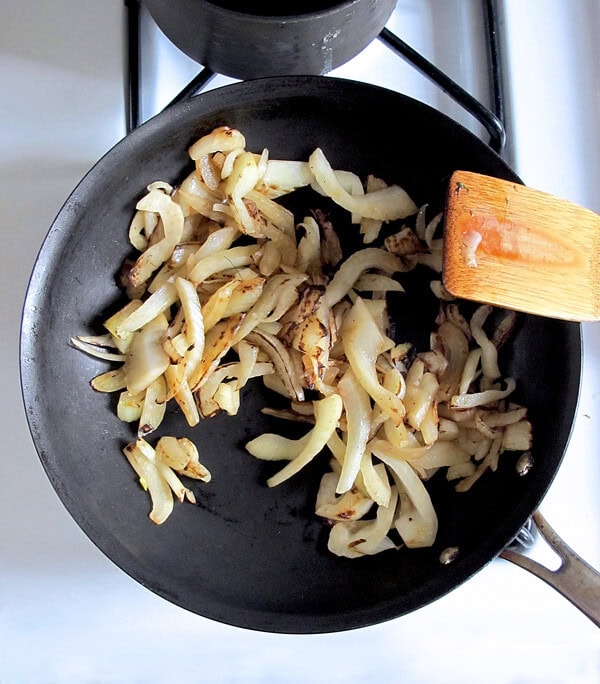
[500,510,600,628]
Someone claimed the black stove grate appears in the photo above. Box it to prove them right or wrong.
[124,0,506,154]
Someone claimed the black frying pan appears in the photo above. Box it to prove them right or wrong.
[20,77,584,633]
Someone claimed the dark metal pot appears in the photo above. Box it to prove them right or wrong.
[20,76,598,633]
[144,0,396,79]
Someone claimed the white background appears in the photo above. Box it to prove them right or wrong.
[1,1,599,682]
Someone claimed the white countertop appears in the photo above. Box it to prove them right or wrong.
[1,1,599,682]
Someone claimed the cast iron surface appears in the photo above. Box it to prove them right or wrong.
[144,0,396,79]
[20,77,581,633]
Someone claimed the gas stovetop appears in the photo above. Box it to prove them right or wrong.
[2,1,599,681]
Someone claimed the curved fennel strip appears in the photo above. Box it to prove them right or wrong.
[308,147,418,221]
[336,369,371,495]
[129,189,185,287]
[342,297,406,426]
[370,440,438,548]
[327,486,399,559]
[262,394,343,488]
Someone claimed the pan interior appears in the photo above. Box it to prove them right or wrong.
[20,77,581,633]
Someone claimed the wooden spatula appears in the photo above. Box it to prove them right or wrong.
[443,170,600,321]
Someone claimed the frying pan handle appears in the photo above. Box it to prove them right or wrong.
[500,510,600,628]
